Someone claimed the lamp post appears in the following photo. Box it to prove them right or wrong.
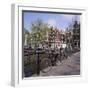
[33,33,41,75]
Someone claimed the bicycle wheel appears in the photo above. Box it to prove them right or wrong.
[40,58,52,73]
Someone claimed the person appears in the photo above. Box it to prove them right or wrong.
[59,45,63,62]
[67,44,72,57]
[53,45,59,66]
[64,45,68,59]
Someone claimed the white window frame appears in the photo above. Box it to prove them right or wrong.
[11,4,87,87]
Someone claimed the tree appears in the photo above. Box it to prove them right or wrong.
[30,19,50,48]
[65,18,80,49]
[72,20,80,48]
[24,28,30,45]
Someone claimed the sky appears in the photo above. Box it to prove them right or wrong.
[23,11,81,31]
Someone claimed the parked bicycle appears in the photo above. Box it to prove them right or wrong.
[40,46,70,73]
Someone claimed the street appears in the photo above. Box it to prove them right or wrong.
[40,51,80,76]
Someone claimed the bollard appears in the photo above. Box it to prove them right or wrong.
[36,48,40,76]
[37,51,40,75]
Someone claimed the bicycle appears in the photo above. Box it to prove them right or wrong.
[40,47,70,73]
[40,49,53,73]
[40,49,62,73]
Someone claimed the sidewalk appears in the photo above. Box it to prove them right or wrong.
[39,52,80,76]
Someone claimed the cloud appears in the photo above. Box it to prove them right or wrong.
[48,19,56,27]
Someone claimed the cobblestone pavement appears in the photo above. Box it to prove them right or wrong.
[39,52,80,76]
